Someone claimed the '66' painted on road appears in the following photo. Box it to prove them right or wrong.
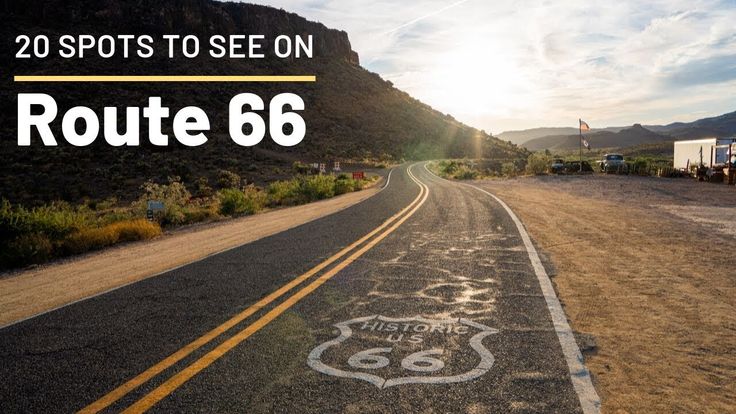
[307,315,499,388]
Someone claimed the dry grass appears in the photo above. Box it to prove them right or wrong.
[63,219,161,254]
[479,175,735,413]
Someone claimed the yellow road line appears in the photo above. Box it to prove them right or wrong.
[79,165,424,413]
[14,75,316,82]
[122,165,429,413]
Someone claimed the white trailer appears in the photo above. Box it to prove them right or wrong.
[674,137,736,169]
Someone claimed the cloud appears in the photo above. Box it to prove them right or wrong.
[382,0,473,35]
[241,0,736,132]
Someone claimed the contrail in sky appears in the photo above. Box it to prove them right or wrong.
[382,0,473,35]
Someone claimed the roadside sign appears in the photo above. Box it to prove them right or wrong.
[147,200,164,211]
[147,200,164,221]
[352,171,365,180]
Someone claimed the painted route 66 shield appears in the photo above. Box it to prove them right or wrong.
[307,315,499,388]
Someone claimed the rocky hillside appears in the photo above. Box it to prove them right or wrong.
[0,0,526,205]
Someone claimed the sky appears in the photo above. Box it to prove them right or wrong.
[245,0,736,133]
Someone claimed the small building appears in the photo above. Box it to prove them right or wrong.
[673,137,736,169]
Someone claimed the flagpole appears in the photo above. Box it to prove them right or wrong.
[579,119,582,172]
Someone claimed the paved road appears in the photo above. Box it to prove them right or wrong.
[0,163,599,413]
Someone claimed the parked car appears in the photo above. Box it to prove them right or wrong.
[563,160,593,173]
[550,158,565,174]
[599,153,627,173]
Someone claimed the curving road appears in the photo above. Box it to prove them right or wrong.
[0,163,599,413]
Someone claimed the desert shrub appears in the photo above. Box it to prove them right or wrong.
[110,219,161,242]
[134,177,191,225]
[182,204,219,223]
[334,178,356,195]
[352,178,366,191]
[525,153,550,175]
[96,210,134,226]
[292,161,311,175]
[454,166,479,180]
[0,233,53,267]
[218,186,266,216]
[218,188,245,216]
[434,160,481,180]
[241,186,267,215]
[267,179,302,206]
[0,199,90,242]
[437,160,459,176]
[501,162,518,177]
[62,226,120,254]
[302,175,335,200]
[62,219,161,254]
[217,169,241,189]
[193,177,214,198]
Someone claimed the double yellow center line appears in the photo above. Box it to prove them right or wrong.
[80,164,429,413]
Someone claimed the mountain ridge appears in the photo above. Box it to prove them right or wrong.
[500,111,736,150]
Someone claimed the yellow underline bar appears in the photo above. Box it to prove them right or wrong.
[13,75,316,82]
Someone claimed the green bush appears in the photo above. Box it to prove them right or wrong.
[267,179,302,206]
[302,175,335,200]
[0,199,91,241]
[334,178,356,195]
[454,166,479,180]
[241,186,267,215]
[219,189,246,216]
[525,153,550,175]
[501,162,518,177]
[217,169,241,189]
[218,187,266,216]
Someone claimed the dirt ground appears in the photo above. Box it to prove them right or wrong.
[479,174,735,414]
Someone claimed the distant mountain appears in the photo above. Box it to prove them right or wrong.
[523,124,670,151]
[508,110,736,151]
[497,126,622,145]
[645,111,736,139]
[498,128,579,145]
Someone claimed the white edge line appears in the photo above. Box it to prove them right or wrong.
[0,167,399,331]
[382,168,394,190]
[423,162,601,414]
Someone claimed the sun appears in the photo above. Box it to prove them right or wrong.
[420,42,532,121]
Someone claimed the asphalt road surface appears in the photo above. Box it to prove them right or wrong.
[0,163,600,413]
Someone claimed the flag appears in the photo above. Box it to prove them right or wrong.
[579,119,590,132]
[581,137,591,150]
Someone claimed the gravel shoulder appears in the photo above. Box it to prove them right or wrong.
[0,185,381,328]
[478,174,735,413]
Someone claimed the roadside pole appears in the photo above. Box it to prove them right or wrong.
[579,119,582,172]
